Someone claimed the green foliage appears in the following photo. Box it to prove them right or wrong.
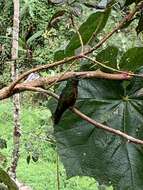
[95,46,143,72]
[96,46,119,71]
[125,0,142,6]
[55,8,111,60]
[0,139,7,149]
[66,9,110,56]
[1,0,143,189]
[136,12,143,34]
[17,159,102,190]
[0,101,108,190]
[119,47,143,71]
[52,73,143,190]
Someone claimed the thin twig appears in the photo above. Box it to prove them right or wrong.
[8,54,83,92]
[71,15,84,53]
[56,150,60,190]
[83,55,121,73]
[46,60,77,90]
[83,55,143,78]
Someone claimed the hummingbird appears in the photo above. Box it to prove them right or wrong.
[54,78,79,124]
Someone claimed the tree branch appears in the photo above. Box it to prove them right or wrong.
[0,70,132,100]
[72,108,143,145]
[8,54,83,92]
[85,0,143,55]
[21,87,143,146]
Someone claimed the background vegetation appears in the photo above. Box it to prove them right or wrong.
[1,0,143,190]
[0,101,112,189]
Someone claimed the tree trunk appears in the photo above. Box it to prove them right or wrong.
[8,0,21,179]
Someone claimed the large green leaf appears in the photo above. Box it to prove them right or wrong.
[96,46,119,71]
[54,50,65,61]
[52,75,143,190]
[119,47,143,72]
[66,9,110,56]
[54,9,111,61]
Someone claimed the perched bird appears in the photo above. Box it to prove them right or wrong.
[54,78,79,124]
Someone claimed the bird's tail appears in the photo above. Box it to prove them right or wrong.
[54,107,64,125]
